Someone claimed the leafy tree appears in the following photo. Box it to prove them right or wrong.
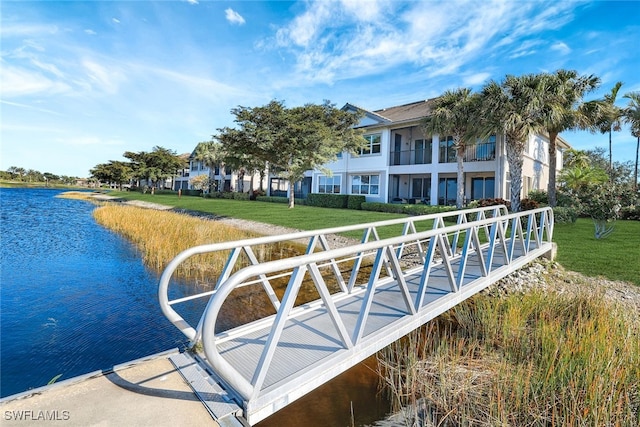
[188,174,211,192]
[124,146,186,189]
[622,91,640,190]
[536,70,600,207]
[7,166,26,180]
[479,74,547,212]
[596,81,624,170]
[217,100,364,208]
[90,161,132,189]
[559,165,609,192]
[422,88,480,208]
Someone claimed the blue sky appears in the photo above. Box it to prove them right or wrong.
[1,0,639,178]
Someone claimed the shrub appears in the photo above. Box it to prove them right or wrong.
[361,202,456,216]
[232,192,250,201]
[306,193,349,209]
[477,198,511,209]
[553,206,579,224]
[619,205,640,221]
[519,198,539,211]
[527,189,548,204]
[250,190,266,200]
[347,195,366,210]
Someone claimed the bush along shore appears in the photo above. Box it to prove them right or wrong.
[377,259,640,427]
[64,191,640,426]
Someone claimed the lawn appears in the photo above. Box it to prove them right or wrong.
[553,219,640,286]
[106,191,640,286]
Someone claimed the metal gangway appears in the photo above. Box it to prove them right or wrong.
[159,205,554,425]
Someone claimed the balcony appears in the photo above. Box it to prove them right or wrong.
[464,141,496,162]
[389,148,432,166]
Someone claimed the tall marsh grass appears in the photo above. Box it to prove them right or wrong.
[377,291,640,426]
[92,204,263,279]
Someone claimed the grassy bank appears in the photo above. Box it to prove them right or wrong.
[378,290,640,426]
[107,191,408,240]
[107,191,640,286]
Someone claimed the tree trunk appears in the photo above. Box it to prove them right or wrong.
[288,187,295,209]
[635,136,639,191]
[609,127,613,171]
[547,131,558,207]
[219,164,226,192]
[456,142,465,209]
[505,135,524,212]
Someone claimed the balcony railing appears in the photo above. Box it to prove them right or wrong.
[464,141,496,162]
[391,141,495,166]
[389,149,432,166]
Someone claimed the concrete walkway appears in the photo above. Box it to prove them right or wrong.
[0,350,225,427]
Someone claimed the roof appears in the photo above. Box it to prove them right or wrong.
[372,99,435,122]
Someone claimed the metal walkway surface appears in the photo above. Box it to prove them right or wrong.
[159,205,554,425]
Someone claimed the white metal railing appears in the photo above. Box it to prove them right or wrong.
[195,207,553,402]
[158,205,509,344]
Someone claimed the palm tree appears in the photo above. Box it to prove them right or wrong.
[537,70,600,206]
[479,74,546,212]
[422,88,480,208]
[194,140,226,192]
[597,81,624,170]
[622,91,640,190]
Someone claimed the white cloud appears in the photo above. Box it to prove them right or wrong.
[270,0,579,85]
[81,60,126,94]
[112,18,120,24]
[186,0,199,4]
[84,29,97,36]
[463,72,492,86]
[0,65,70,97]
[551,42,571,55]
[225,8,245,25]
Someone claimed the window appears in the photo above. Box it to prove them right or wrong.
[318,175,341,194]
[414,139,432,164]
[270,177,288,197]
[438,177,457,205]
[438,136,456,163]
[351,174,379,195]
[360,134,381,156]
[411,177,431,200]
[471,177,495,200]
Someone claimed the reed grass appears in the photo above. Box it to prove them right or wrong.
[92,203,263,279]
[377,291,640,426]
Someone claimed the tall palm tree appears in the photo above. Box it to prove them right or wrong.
[480,74,545,212]
[194,140,226,192]
[622,91,640,190]
[422,88,480,208]
[597,81,624,170]
[537,70,600,206]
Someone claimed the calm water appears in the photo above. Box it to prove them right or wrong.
[0,188,391,425]
[0,188,187,397]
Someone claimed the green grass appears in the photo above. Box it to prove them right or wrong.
[108,191,409,239]
[553,219,640,286]
[108,191,640,286]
